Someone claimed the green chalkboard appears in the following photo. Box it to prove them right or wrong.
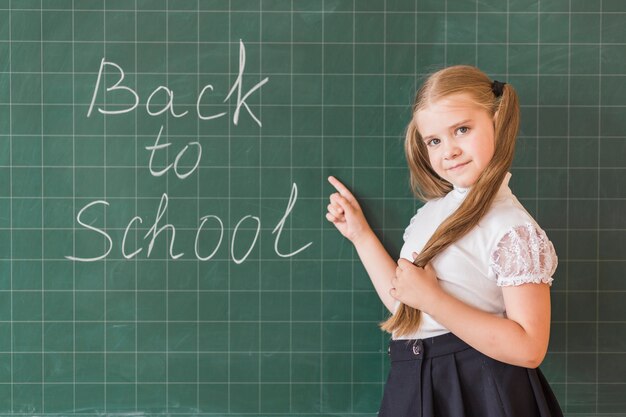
[1,0,625,415]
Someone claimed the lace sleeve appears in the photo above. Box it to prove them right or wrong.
[489,223,558,287]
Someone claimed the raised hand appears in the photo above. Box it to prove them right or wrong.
[326,176,373,244]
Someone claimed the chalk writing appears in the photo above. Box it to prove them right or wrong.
[146,125,202,179]
[68,40,313,264]
[66,184,311,263]
[87,40,268,127]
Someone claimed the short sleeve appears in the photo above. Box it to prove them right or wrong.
[489,223,558,287]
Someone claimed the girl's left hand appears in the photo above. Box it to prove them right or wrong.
[390,253,442,314]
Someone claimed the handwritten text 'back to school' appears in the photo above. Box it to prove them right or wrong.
[66,41,313,264]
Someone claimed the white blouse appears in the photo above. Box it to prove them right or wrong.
[396,172,558,340]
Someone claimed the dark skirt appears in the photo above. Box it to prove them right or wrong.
[379,332,563,417]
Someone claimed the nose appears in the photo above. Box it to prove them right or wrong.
[442,139,461,160]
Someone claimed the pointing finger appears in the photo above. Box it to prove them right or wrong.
[328,176,356,203]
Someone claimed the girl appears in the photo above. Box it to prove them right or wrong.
[326,65,563,417]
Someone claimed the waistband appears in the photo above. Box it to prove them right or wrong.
[388,332,472,362]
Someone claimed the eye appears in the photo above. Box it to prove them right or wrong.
[426,138,440,147]
[455,126,469,135]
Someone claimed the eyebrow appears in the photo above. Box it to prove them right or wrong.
[421,119,472,142]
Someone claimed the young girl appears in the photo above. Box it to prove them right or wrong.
[326,65,563,416]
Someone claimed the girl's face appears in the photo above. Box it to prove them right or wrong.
[414,93,496,189]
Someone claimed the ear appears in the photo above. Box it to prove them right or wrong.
[493,110,499,128]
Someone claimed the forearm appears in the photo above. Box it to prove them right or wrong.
[429,291,549,368]
[352,230,398,313]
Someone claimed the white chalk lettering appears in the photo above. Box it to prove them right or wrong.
[87,58,139,117]
[196,85,227,121]
[147,126,171,177]
[194,215,224,261]
[231,215,261,265]
[146,86,189,118]
[65,200,113,262]
[146,126,202,179]
[224,40,269,127]
[66,184,311,263]
[144,193,184,259]
[87,41,269,127]
[272,183,313,258]
[173,142,202,180]
[122,216,143,259]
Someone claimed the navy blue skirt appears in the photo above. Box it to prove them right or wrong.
[379,332,563,417]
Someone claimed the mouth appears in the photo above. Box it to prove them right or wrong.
[447,161,469,171]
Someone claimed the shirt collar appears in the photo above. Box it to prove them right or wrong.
[451,171,512,200]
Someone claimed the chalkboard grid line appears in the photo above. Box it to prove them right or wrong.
[4,6,626,15]
[8,1,13,413]
[0,319,392,326]
[1,380,394,385]
[5,349,626,355]
[13,163,626,170]
[350,1,355,412]
[134,0,139,411]
[165,0,170,411]
[7,52,626,72]
[103,3,108,412]
[195,0,200,413]
[413,0,419,250]
[259,1,264,412]
[3,163,626,172]
[5,123,626,136]
[596,1,603,413]
[227,2,232,412]
[6,195,626,202]
[1,288,624,295]
[71,0,77,413]
[319,1,324,411]
[4,58,626,69]
[535,0,542,402]
[4,39,625,46]
[380,0,387,404]
[474,0,478,65]
[5,255,625,262]
[443,0,447,64]
[289,1,294,412]
[39,4,45,412]
[8,102,626,109]
[6,6,626,14]
[564,0,571,408]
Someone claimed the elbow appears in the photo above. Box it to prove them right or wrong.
[523,345,548,369]
[524,355,543,370]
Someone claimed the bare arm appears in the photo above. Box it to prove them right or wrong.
[393,259,551,368]
[326,176,397,312]
[429,282,551,368]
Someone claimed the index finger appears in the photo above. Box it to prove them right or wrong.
[328,176,356,202]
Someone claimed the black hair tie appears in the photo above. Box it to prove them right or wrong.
[491,80,506,97]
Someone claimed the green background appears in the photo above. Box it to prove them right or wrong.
[1,0,624,415]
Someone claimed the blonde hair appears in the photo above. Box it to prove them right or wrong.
[381,65,520,336]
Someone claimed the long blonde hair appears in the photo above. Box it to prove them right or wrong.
[381,65,520,336]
